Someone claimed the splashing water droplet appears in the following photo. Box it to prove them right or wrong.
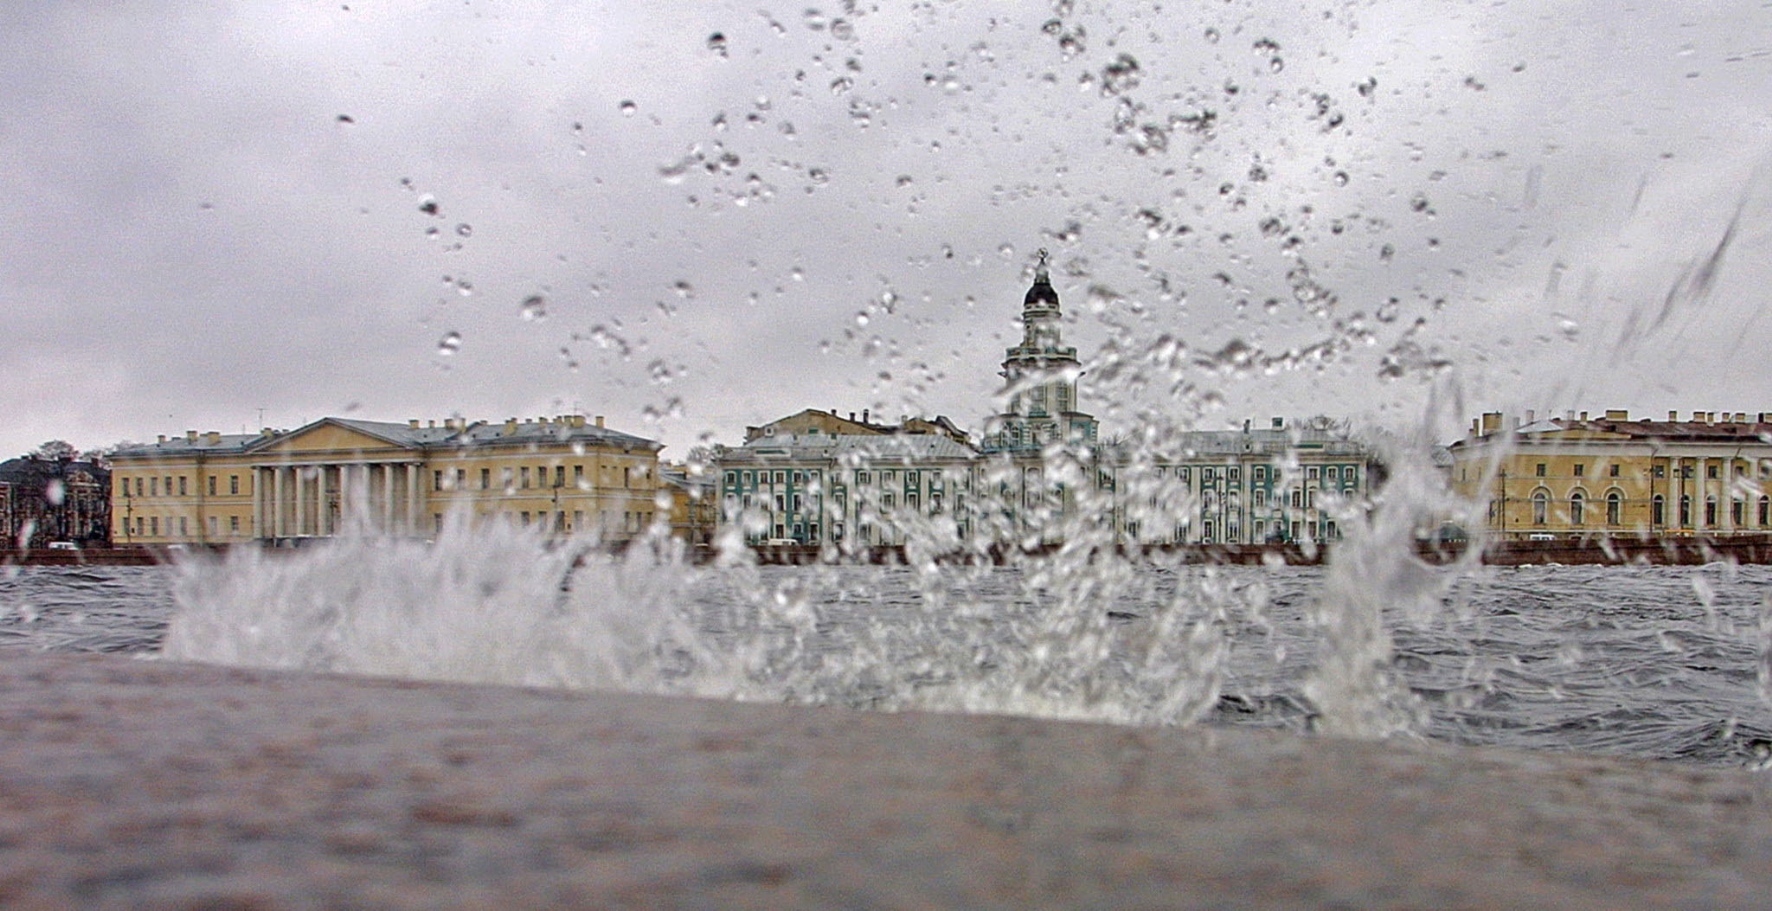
[520,294,547,321]
[437,331,462,355]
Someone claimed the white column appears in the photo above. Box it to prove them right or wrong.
[272,467,285,538]
[382,464,396,531]
[1696,458,1708,532]
[1723,458,1736,533]
[406,463,421,533]
[317,465,330,536]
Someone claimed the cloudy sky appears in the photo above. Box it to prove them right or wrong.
[3,1,1770,460]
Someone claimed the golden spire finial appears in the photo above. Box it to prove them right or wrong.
[1035,248,1050,279]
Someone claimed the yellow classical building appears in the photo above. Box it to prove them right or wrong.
[1449,410,1772,540]
[110,415,664,546]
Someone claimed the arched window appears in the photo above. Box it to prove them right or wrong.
[1606,491,1622,526]
[1704,496,1717,526]
[1679,495,1692,526]
[1569,490,1585,526]
[1532,490,1549,525]
[1652,495,1665,526]
[1732,498,1745,525]
[1761,495,1770,527]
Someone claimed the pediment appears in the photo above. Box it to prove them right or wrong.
[256,421,416,458]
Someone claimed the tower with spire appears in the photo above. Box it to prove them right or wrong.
[982,249,1099,453]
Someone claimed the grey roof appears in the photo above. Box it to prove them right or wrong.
[112,416,660,460]
[729,433,979,462]
[112,433,263,458]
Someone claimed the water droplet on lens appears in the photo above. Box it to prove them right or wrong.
[437,331,462,355]
[998,243,1016,260]
[672,280,695,298]
[619,100,637,116]
[1269,56,1284,73]
[707,32,728,56]
[1333,171,1349,186]
[455,223,472,237]
[520,294,547,321]
[1204,27,1219,43]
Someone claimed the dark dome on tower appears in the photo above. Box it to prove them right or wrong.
[1023,275,1059,307]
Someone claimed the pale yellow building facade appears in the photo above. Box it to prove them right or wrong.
[110,415,664,546]
[1449,410,1772,540]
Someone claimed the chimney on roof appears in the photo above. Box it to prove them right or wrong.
[1693,411,1708,424]
[1272,417,1284,429]
[849,412,856,421]
[1579,411,1588,422]
[205,432,221,444]
[1605,409,1628,421]
[503,418,518,435]
[409,419,420,429]
[594,415,605,429]
[157,434,167,444]
[1480,412,1502,435]
[1669,410,1678,421]
[1525,409,1535,424]
[863,409,870,423]
[1736,412,1747,423]
[186,430,197,442]
[428,420,436,428]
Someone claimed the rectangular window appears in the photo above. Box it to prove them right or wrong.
[482,468,491,490]
[230,475,240,495]
[435,470,444,491]
[555,466,565,487]
[150,517,159,535]
[1573,463,1585,477]
[208,476,217,496]
[1203,468,1214,482]
[1609,464,1620,477]
[521,512,531,525]
[457,469,466,489]
[1179,468,1190,483]
[1654,465,1666,478]
[208,516,218,536]
[502,467,514,490]
[1307,467,1320,480]
[1708,464,1720,479]
[179,476,187,496]
[230,515,240,532]
[573,510,585,531]
[1229,467,1240,482]
[520,467,530,488]
[1326,466,1338,481]
[576,465,586,488]
[857,471,870,485]
[151,477,159,497]
[1535,463,1546,477]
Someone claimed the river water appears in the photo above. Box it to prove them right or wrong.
[4,553,1771,768]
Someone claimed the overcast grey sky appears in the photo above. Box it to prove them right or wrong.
[3,1,1770,459]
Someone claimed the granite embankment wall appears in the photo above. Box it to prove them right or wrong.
[1,652,1769,908]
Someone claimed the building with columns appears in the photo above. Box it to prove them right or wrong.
[1448,410,1772,540]
[714,252,1378,551]
[109,415,663,546]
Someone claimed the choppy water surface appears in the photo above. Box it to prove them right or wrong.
[3,554,1770,768]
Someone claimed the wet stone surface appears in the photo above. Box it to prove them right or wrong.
[1,653,1769,909]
